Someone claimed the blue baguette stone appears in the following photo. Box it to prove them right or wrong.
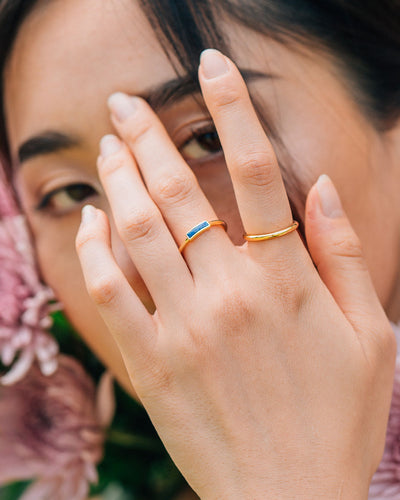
[186,221,210,239]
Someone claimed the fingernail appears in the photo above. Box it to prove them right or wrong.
[200,49,229,79]
[316,174,344,218]
[108,92,137,122]
[81,204,97,225]
[100,134,121,158]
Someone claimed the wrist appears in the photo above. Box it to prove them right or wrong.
[197,460,371,500]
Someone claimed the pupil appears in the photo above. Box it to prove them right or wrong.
[198,132,221,152]
[67,184,95,201]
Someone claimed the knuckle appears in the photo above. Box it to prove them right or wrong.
[137,360,174,396]
[234,149,276,188]
[287,283,313,317]
[331,231,366,265]
[275,279,312,317]
[262,261,314,317]
[87,274,119,307]
[153,173,196,205]
[211,84,242,111]
[176,332,212,368]
[172,287,256,365]
[375,323,397,364]
[75,231,98,252]
[211,285,254,334]
[99,154,126,178]
[125,115,152,147]
[119,208,160,244]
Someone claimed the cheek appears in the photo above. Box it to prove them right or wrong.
[32,217,113,353]
[31,212,152,310]
[250,69,375,200]
[275,105,369,193]
[32,217,84,299]
[26,215,143,397]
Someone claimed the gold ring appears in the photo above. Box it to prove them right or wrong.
[179,220,227,253]
[244,220,299,242]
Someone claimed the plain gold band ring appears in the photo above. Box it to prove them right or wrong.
[243,220,299,242]
[179,220,227,253]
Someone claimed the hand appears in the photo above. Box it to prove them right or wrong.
[76,49,396,499]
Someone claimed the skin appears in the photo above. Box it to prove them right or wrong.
[3,0,400,497]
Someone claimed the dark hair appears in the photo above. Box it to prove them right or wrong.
[1,0,400,170]
[138,0,400,127]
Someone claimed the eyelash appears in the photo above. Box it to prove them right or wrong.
[180,123,222,163]
[35,123,222,213]
[35,183,98,212]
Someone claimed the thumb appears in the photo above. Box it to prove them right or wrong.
[305,174,394,354]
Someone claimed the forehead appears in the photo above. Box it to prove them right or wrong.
[4,0,352,166]
[4,0,177,153]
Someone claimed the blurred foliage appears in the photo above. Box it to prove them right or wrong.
[0,311,188,500]
[0,483,30,500]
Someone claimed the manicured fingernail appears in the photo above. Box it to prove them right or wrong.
[108,92,137,122]
[200,49,229,79]
[100,134,121,158]
[81,204,97,225]
[316,174,344,218]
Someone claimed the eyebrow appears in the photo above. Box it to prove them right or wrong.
[16,69,275,167]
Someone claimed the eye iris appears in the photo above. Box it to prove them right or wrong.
[198,131,221,152]
[66,184,96,200]
[180,128,222,162]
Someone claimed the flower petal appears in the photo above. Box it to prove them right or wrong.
[0,348,35,385]
[96,370,116,428]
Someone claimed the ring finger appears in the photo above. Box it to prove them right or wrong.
[107,93,234,274]
[97,135,193,312]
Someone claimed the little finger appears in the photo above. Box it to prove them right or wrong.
[75,205,156,367]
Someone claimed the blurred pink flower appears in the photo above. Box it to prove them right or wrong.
[0,171,115,498]
[0,178,61,385]
[0,354,115,500]
[369,323,400,499]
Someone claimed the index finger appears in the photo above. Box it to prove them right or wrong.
[199,49,297,247]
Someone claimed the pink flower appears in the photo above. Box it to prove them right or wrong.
[0,355,115,500]
[0,172,115,498]
[0,177,61,385]
[369,324,400,499]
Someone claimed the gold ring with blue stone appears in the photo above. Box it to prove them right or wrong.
[179,220,227,253]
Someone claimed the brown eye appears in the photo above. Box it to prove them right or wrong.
[37,183,97,212]
[180,127,222,161]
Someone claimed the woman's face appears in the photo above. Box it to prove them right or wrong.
[4,0,400,393]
